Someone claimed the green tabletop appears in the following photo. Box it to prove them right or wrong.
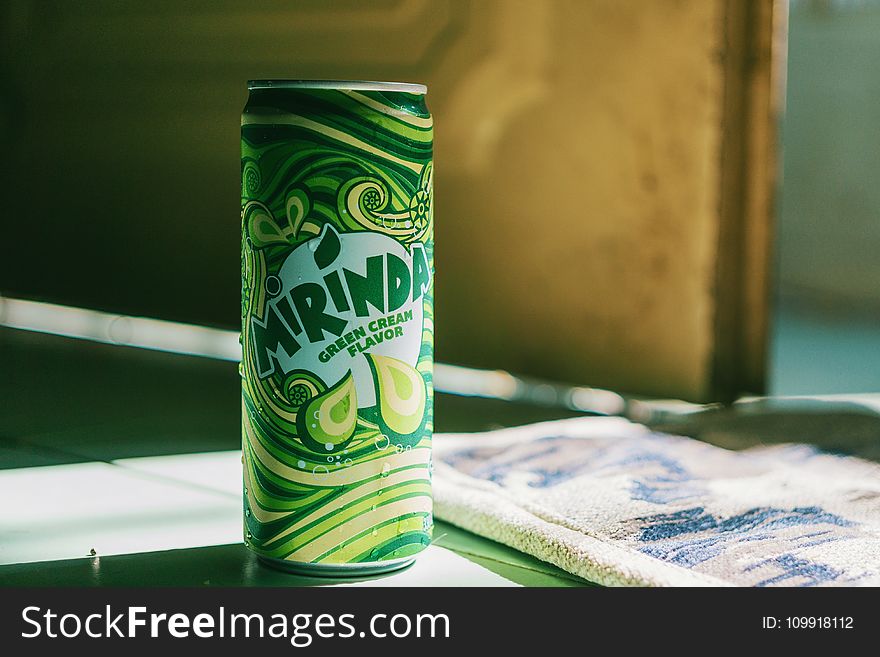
[0,327,589,587]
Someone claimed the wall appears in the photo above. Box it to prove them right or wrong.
[778,0,880,311]
[0,0,779,400]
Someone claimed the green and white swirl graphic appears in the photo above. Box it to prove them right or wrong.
[241,86,433,566]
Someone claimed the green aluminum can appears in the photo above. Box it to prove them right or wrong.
[240,80,433,575]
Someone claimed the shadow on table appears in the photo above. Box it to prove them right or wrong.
[0,544,409,587]
[653,398,880,463]
[0,523,593,588]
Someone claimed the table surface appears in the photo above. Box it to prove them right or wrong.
[0,327,591,587]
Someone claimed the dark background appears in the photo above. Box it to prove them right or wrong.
[2,0,879,399]
[1,0,762,403]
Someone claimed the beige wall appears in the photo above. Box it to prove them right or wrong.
[436,1,726,399]
[0,1,779,401]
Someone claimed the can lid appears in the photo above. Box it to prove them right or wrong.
[247,80,427,94]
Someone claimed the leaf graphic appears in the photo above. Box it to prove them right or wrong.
[314,224,342,269]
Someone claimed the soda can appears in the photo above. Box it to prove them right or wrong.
[240,80,433,575]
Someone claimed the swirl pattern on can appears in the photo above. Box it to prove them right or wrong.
[240,84,433,567]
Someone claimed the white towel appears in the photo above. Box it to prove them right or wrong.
[433,417,880,586]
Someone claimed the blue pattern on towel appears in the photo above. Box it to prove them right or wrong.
[635,506,855,583]
[744,554,845,587]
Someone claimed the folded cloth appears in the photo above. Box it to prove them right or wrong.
[432,417,880,586]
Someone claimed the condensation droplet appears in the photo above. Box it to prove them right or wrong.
[381,463,391,478]
[324,442,334,451]
[297,460,306,468]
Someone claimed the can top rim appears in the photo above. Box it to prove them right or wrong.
[247,80,427,94]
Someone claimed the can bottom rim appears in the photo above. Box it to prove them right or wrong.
[257,555,416,578]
